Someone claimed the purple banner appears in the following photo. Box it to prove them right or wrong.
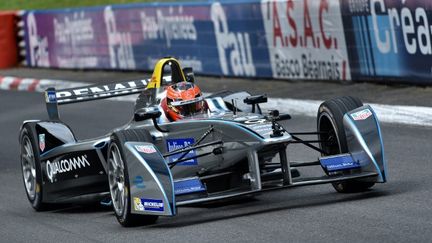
[23,1,272,78]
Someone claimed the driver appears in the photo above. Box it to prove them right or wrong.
[160,81,207,121]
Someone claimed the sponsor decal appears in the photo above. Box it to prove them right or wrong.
[133,176,145,189]
[133,197,144,211]
[246,123,273,134]
[135,145,157,154]
[236,117,273,135]
[45,90,57,103]
[166,138,197,166]
[174,177,206,195]
[211,2,256,77]
[45,154,91,183]
[326,161,360,171]
[320,154,360,172]
[55,79,148,100]
[133,197,164,212]
[234,115,262,122]
[243,119,267,125]
[38,134,45,152]
[261,0,350,80]
[351,109,373,121]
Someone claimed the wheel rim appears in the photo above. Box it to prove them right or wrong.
[21,136,36,200]
[318,113,341,155]
[108,144,126,216]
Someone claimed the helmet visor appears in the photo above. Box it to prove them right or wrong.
[170,97,204,117]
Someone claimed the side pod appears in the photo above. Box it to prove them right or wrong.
[20,120,76,153]
[124,142,176,216]
[343,105,387,183]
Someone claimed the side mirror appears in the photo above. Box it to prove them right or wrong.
[134,106,168,133]
[243,94,268,105]
[134,106,161,122]
[244,94,268,114]
[183,67,195,83]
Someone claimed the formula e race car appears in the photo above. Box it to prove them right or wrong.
[19,57,387,227]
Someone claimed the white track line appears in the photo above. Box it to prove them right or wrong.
[2,75,432,127]
[262,98,432,127]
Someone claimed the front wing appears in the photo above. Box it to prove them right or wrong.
[124,105,387,217]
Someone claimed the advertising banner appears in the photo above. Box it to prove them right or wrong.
[24,0,432,84]
[261,0,351,81]
[22,1,271,78]
[341,0,432,83]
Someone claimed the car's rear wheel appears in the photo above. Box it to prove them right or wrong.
[317,96,375,193]
[108,136,158,227]
[20,125,50,210]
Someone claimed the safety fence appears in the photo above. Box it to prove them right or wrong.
[10,0,432,84]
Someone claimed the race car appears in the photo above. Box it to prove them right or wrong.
[19,57,387,227]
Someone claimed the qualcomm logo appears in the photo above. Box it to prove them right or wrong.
[46,155,91,183]
[211,2,256,77]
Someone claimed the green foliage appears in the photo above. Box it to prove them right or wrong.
[0,0,179,10]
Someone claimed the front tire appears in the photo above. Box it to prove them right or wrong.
[317,96,375,193]
[20,125,50,210]
[107,136,158,227]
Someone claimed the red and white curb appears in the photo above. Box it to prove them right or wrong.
[0,75,88,91]
[1,75,432,127]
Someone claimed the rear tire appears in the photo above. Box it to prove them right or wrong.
[20,125,51,211]
[317,96,375,193]
[108,134,158,227]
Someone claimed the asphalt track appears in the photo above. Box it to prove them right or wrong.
[1,71,432,242]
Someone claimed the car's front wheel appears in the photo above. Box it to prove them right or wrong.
[107,136,158,227]
[317,96,375,193]
[20,125,50,210]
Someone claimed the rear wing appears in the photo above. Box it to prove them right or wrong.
[47,79,153,105]
[44,57,190,120]
[44,78,159,120]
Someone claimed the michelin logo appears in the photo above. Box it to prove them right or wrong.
[46,155,90,183]
[134,197,164,212]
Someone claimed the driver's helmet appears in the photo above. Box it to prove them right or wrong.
[162,81,206,121]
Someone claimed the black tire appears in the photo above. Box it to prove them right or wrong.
[317,96,375,193]
[20,125,51,211]
[108,132,158,227]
